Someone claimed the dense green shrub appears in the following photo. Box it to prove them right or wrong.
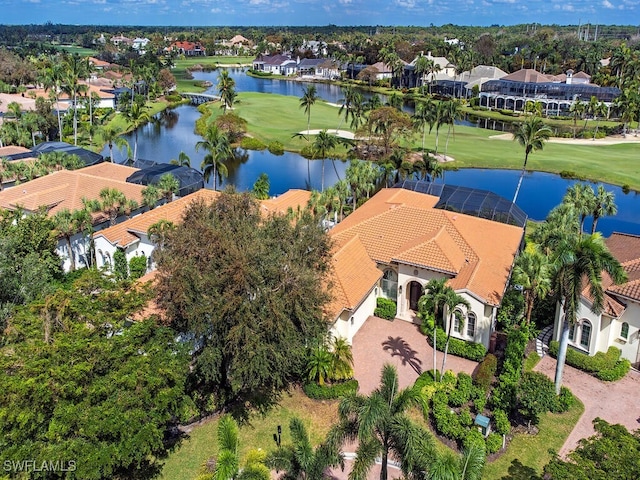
[302,379,358,400]
[267,141,284,155]
[425,327,487,362]
[129,255,147,280]
[493,409,511,436]
[517,371,557,425]
[459,407,473,427]
[113,249,128,280]
[300,145,315,158]
[449,373,473,406]
[524,352,541,372]
[486,432,503,453]
[491,325,530,413]
[432,391,465,440]
[552,386,575,413]
[549,342,629,381]
[472,386,487,413]
[164,93,183,103]
[240,137,267,150]
[374,297,397,320]
[474,353,498,391]
[463,429,486,450]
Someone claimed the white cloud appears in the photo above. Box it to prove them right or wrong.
[602,0,614,7]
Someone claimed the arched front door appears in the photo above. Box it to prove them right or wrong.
[409,281,423,311]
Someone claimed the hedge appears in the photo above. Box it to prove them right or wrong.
[374,297,397,320]
[267,141,284,155]
[549,341,630,381]
[302,379,359,400]
[240,137,267,150]
[425,326,487,362]
[474,353,497,391]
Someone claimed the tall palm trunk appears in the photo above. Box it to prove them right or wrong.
[66,236,76,271]
[440,313,453,378]
[512,152,529,203]
[554,317,570,395]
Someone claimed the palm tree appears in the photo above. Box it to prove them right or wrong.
[512,244,552,326]
[213,414,240,480]
[61,53,89,146]
[299,85,319,136]
[428,444,485,480]
[147,219,175,249]
[252,173,270,200]
[442,100,462,159]
[169,151,191,167]
[414,54,432,94]
[53,208,80,271]
[562,183,596,234]
[197,124,232,191]
[312,130,339,192]
[413,99,436,155]
[337,85,356,132]
[552,233,626,394]
[123,102,151,162]
[218,70,237,114]
[39,61,64,142]
[512,116,552,203]
[307,346,333,386]
[440,289,471,378]
[101,127,129,163]
[267,417,343,480]
[591,185,617,234]
[331,364,435,480]
[330,337,354,381]
[569,100,586,139]
[417,278,449,379]
[142,184,162,210]
[157,173,180,203]
[83,187,128,226]
[0,158,15,192]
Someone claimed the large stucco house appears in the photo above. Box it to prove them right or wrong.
[327,186,525,350]
[552,232,640,368]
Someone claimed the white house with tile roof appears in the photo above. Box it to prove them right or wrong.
[327,187,525,348]
[552,232,640,368]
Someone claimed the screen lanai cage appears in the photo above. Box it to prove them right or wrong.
[393,180,527,228]
[126,164,204,198]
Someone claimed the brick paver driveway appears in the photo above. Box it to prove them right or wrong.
[534,355,640,456]
[352,316,478,394]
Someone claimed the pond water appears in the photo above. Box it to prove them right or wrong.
[102,101,640,238]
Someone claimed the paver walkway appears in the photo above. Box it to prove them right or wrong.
[352,316,478,394]
[534,355,640,456]
[536,325,553,357]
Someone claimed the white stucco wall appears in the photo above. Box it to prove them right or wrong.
[329,286,378,343]
[56,231,92,272]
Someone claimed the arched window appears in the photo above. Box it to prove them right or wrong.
[568,323,576,342]
[453,308,463,333]
[467,312,476,338]
[621,322,629,340]
[580,320,591,349]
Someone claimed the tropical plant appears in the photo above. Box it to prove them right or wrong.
[169,151,191,167]
[417,277,449,379]
[440,289,471,377]
[330,364,435,480]
[512,116,552,203]
[330,336,354,381]
[142,184,162,210]
[551,233,626,394]
[266,417,343,480]
[147,219,175,250]
[218,70,237,114]
[299,85,319,136]
[83,187,128,226]
[428,444,485,480]
[252,173,270,200]
[512,244,552,325]
[307,345,333,386]
[123,102,151,162]
[563,183,596,234]
[157,173,180,203]
[591,185,617,234]
[197,124,232,190]
[52,208,92,272]
[101,127,129,163]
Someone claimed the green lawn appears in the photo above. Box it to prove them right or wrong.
[50,44,98,56]
[160,389,339,480]
[482,399,584,480]
[173,56,255,93]
[201,91,640,190]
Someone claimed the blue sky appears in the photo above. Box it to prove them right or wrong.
[1,0,639,26]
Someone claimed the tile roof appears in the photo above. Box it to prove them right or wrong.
[502,68,552,83]
[0,146,31,157]
[0,164,145,222]
[605,233,640,304]
[327,236,382,319]
[330,188,523,308]
[95,189,221,247]
[97,189,312,248]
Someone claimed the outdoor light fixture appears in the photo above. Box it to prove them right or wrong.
[273,425,281,448]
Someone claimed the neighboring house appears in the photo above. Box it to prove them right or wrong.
[327,185,525,349]
[301,40,327,56]
[552,232,640,368]
[297,58,340,79]
[252,54,297,75]
[458,65,508,96]
[94,189,312,274]
[168,41,206,56]
[111,35,132,47]
[370,62,393,80]
[132,37,150,52]
[0,163,145,272]
[480,68,620,115]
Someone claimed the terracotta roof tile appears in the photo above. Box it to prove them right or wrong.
[330,188,523,307]
[326,235,382,319]
[260,189,311,216]
[0,165,145,222]
[0,146,31,156]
